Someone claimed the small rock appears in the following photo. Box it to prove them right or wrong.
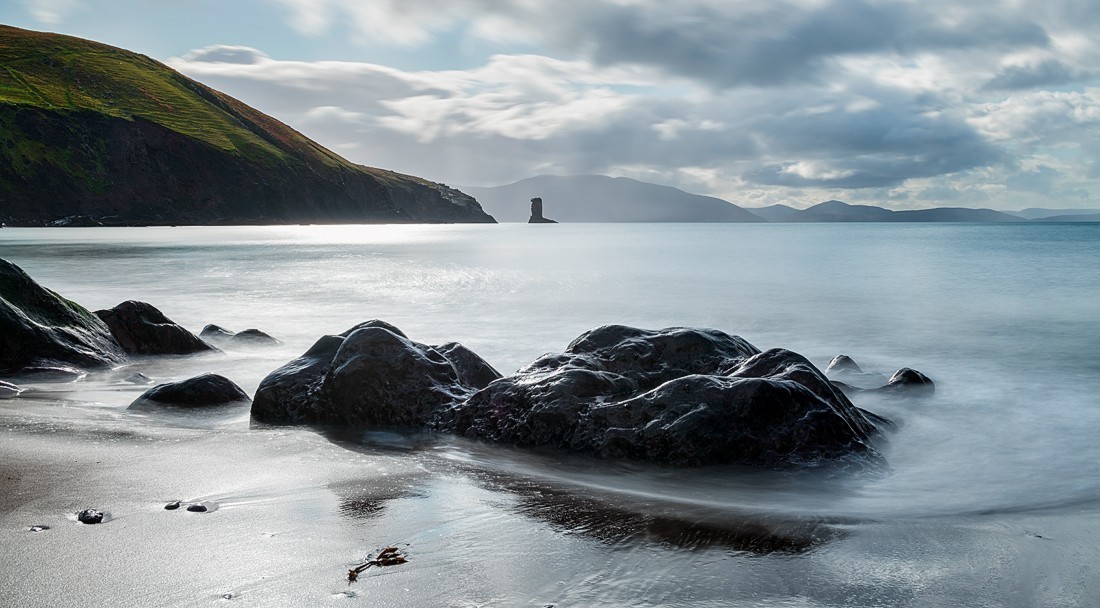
[77,508,104,524]
[29,524,50,532]
[122,372,155,385]
[825,354,862,374]
[186,504,208,513]
[882,367,935,397]
[129,373,251,409]
[164,500,181,510]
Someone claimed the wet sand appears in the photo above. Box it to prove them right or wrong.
[3,394,1100,607]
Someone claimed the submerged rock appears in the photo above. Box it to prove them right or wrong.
[881,367,935,397]
[825,355,861,374]
[95,300,215,356]
[129,373,250,409]
[251,320,500,426]
[438,329,885,468]
[10,365,87,383]
[200,324,281,347]
[0,381,20,399]
[0,258,127,376]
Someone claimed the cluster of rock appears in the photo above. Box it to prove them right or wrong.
[4,256,939,469]
[1,257,261,408]
[254,321,931,468]
[251,320,500,426]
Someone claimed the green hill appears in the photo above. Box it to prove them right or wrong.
[0,25,494,225]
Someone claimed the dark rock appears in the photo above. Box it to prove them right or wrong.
[77,508,104,524]
[251,321,493,427]
[881,367,935,397]
[129,373,250,409]
[0,258,127,376]
[432,342,501,390]
[200,325,281,348]
[164,500,181,510]
[232,328,281,346]
[528,197,558,224]
[199,324,235,343]
[186,504,208,513]
[95,300,215,356]
[437,327,886,468]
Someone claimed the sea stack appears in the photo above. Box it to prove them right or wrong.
[528,197,557,223]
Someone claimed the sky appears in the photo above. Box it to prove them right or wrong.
[3,0,1100,211]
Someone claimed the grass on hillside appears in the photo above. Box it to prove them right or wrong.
[0,25,352,173]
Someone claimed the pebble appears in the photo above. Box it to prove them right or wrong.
[164,500,181,510]
[29,525,50,532]
[186,504,208,513]
[77,508,104,524]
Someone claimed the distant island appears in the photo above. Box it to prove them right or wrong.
[465,174,1098,223]
[0,26,495,226]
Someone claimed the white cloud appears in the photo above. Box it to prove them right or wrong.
[23,0,80,24]
[159,0,1100,209]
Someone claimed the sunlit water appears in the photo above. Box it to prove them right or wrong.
[2,223,1099,606]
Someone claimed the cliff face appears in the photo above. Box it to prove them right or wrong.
[0,26,494,225]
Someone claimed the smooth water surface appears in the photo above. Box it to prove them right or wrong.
[2,223,1098,606]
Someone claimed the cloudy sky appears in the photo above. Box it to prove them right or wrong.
[4,0,1100,210]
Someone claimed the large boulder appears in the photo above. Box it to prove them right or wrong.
[95,301,215,355]
[436,326,887,468]
[0,258,127,376]
[251,321,500,426]
[129,373,250,409]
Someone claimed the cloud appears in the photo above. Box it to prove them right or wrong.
[182,45,271,65]
[22,0,81,24]
[161,0,1100,209]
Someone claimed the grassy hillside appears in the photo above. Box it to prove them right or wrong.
[0,25,494,224]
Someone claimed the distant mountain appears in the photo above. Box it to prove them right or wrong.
[1010,208,1100,220]
[746,200,1024,222]
[746,204,800,222]
[800,200,897,222]
[0,26,494,226]
[1036,213,1100,222]
[462,175,764,223]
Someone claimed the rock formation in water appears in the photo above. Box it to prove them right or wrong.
[129,373,250,408]
[200,324,281,347]
[528,197,558,224]
[95,301,215,356]
[0,25,495,226]
[254,322,895,468]
[437,326,886,468]
[824,355,935,398]
[0,257,128,377]
[251,320,501,426]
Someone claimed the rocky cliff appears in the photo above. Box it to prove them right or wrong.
[0,26,494,225]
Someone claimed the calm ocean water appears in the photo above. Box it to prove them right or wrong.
[2,223,1099,606]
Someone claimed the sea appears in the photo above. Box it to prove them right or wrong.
[1,222,1098,607]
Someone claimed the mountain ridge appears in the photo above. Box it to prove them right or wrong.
[462,174,764,223]
[0,25,494,225]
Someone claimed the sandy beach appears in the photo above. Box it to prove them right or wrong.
[4,391,1100,608]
